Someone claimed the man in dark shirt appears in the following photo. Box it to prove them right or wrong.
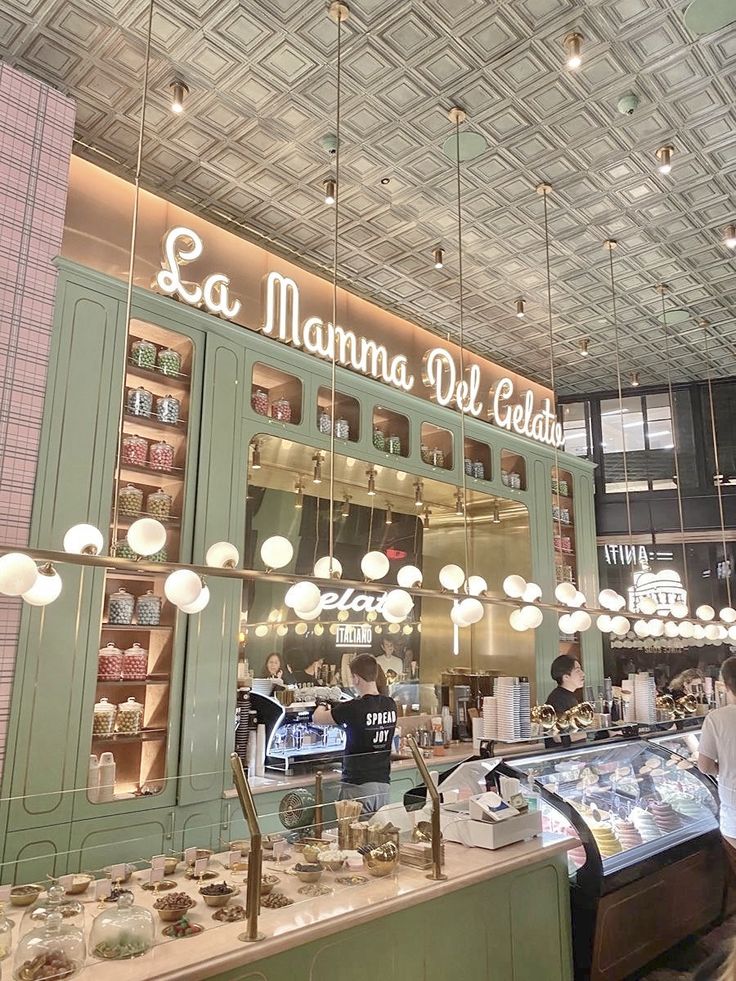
[313,653,396,814]
[546,654,584,715]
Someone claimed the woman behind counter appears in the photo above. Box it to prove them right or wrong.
[313,653,397,815]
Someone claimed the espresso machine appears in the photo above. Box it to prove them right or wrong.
[441,669,496,740]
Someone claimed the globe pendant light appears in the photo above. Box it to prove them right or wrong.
[509,609,528,632]
[63,524,104,556]
[314,556,343,579]
[286,581,321,614]
[397,565,422,589]
[502,575,527,599]
[466,575,488,597]
[164,569,203,608]
[458,597,484,625]
[383,589,414,621]
[361,551,389,581]
[0,553,39,596]
[205,541,239,569]
[179,584,210,614]
[696,604,715,622]
[555,582,577,606]
[21,563,62,606]
[521,581,542,603]
[519,605,543,629]
[440,565,466,592]
[127,518,167,557]
[260,536,293,570]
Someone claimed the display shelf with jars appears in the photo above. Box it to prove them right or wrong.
[463,437,492,482]
[89,320,193,803]
[316,387,360,442]
[500,450,526,491]
[420,422,453,470]
[250,361,303,424]
[372,405,409,458]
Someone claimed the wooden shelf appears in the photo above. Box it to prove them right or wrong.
[119,463,184,484]
[123,412,188,435]
[92,728,167,743]
[100,623,173,632]
[112,513,180,529]
[127,361,190,389]
[96,677,169,686]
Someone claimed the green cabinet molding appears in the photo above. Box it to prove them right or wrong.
[204,854,572,981]
[0,259,600,879]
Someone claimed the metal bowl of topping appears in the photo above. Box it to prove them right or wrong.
[294,863,323,884]
[198,882,238,908]
[153,892,196,922]
[10,885,42,907]
[65,874,94,895]
[260,874,280,896]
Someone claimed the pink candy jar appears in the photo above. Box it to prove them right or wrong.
[122,643,148,681]
[97,643,123,682]
[148,440,174,472]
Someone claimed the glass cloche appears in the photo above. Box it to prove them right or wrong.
[14,910,85,980]
[28,884,83,925]
[89,891,154,960]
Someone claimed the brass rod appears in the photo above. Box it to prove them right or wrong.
[0,542,654,622]
[314,770,324,840]
[407,736,446,881]
[229,753,264,943]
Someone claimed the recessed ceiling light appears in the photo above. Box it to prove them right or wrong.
[433,247,444,270]
[380,177,391,185]
[724,224,736,249]
[630,371,640,387]
[169,80,189,114]
[563,32,583,70]
[579,338,590,357]
[656,145,675,175]
[515,298,525,319]
[323,179,336,205]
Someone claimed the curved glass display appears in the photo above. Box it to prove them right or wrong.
[510,739,718,876]
[650,728,702,766]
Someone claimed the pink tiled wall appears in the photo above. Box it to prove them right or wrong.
[0,64,75,775]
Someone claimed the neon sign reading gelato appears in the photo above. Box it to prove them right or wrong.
[156,226,565,449]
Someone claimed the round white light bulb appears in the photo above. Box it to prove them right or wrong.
[596,614,613,633]
[691,623,705,640]
[638,597,657,616]
[558,613,576,634]
[648,619,664,637]
[164,569,203,608]
[314,556,343,579]
[441,564,467,592]
[63,523,104,556]
[671,602,689,619]
[287,581,321,614]
[205,541,240,569]
[611,615,631,637]
[179,585,210,614]
[0,553,39,596]
[260,536,293,570]
[296,603,321,621]
[458,597,484,625]
[634,619,650,639]
[397,565,423,589]
[521,581,542,603]
[127,518,167,557]
[21,566,62,606]
[503,574,527,599]
[729,626,736,642]
[569,591,586,609]
[361,551,390,581]
[696,604,715,622]
[571,610,592,632]
[509,609,528,632]
[664,621,679,638]
[598,589,619,611]
[705,623,720,641]
[520,605,543,629]
[466,575,488,597]
[450,604,470,628]
[555,582,577,606]
[383,589,414,621]
[721,608,736,624]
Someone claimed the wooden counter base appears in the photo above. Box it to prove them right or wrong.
[77,835,574,981]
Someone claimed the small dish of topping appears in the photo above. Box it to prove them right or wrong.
[260,891,293,909]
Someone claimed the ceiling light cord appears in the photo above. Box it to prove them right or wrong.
[452,108,471,584]
[703,322,732,608]
[606,241,634,548]
[540,184,564,557]
[110,0,155,550]
[659,284,690,598]
[327,3,347,575]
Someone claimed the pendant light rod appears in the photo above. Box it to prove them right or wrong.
[326,1,349,578]
[702,318,732,608]
[449,105,471,586]
[605,239,634,547]
[657,282,690,598]
[110,0,155,549]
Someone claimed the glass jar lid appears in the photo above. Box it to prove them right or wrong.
[94,697,115,714]
[151,440,173,450]
[148,488,171,500]
[123,643,147,657]
[99,642,123,657]
[117,696,143,712]
[136,590,160,603]
[111,588,134,601]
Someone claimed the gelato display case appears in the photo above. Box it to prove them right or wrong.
[648,727,703,767]
[502,738,723,981]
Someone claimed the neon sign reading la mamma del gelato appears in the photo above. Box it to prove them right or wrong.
[155,226,564,449]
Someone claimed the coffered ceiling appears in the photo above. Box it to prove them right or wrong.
[3,0,736,395]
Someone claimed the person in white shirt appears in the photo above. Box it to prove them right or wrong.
[698,655,736,875]
[374,638,403,680]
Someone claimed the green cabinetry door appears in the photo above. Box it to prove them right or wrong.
[2,824,73,886]
[68,806,175,872]
[178,332,248,806]
[1,274,126,834]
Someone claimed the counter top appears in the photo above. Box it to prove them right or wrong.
[224,744,472,799]
[70,834,573,981]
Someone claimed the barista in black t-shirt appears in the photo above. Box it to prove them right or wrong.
[313,653,397,815]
